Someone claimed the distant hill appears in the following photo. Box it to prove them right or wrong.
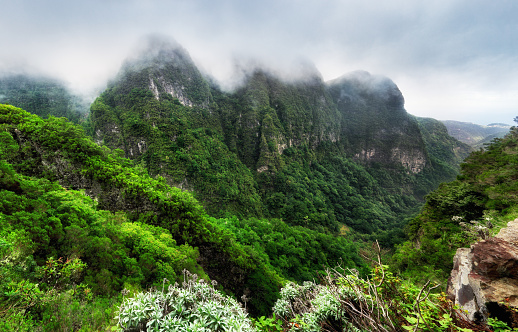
[441,120,511,148]
[0,74,89,123]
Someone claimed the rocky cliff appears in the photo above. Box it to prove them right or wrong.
[92,37,455,179]
[328,71,429,174]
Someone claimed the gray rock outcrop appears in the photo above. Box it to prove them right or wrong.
[447,218,518,326]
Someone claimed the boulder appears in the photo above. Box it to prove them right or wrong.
[447,218,518,327]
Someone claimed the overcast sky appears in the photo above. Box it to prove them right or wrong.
[1,0,517,125]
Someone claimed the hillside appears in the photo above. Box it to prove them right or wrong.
[393,124,518,283]
[0,104,371,327]
[89,37,470,243]
[3,102,515,332]
[0,104,281,314]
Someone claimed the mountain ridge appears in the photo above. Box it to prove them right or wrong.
[88,37,470,239]
[0,36,473,240]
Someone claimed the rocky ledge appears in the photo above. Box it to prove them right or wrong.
[447,218,518,327]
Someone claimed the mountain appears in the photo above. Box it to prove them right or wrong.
[441,120,511,148]
[0,74,89,123]
[89,37,470,241]
[327,70,426,173]
[0,37,494,331]
[414,117,472,195]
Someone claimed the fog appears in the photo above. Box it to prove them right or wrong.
[1,0,517,125]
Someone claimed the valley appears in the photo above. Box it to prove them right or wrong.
[1,36,515,331]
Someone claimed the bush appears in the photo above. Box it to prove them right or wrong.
[117,270,255,332]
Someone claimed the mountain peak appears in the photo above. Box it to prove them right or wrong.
[122,34,193,72]
[327,70,405,109]
[111,35,211,108]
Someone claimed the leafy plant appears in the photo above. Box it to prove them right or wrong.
[117,271,256,332]
[253,313,283,332]
[273,242,483,332]
[486,317,518,332]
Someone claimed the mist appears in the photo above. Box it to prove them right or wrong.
[1,0,517,125]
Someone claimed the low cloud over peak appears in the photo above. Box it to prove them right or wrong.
[0,0,516,125]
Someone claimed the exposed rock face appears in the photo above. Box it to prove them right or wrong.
[448,218,518,326]
[496,218,518,245]
[327,71,429,174]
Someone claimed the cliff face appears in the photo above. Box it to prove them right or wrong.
[90,37,213,157]
[92,39,438,176]
[327,71,429,174]
[120,36,212,108]
[217,69,341,171]
[228,69,431,174]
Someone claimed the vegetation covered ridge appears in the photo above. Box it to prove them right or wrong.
[0,74,88,124]
[0,103,367,330]
[89,38,471,244]
[393,123,518,284]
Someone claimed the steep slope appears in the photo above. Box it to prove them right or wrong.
[89,36,468,239]
[214,67,340,172]
[393,125,518,283]
[111,37,212,108]
[327,71,428,174]
[0,104,286,315]
[0,74,88,123]
[417,118,472,168]
[414,117,472,196]
[213,69,432,236]
[90,37,263,217]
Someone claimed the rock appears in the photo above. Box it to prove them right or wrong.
[448,219,518,327]
[496,218,518,245]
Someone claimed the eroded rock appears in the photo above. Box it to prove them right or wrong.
[448,219,518,326]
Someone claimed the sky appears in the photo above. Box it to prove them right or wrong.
[1,0,517,125]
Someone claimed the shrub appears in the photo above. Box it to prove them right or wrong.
[117,270,255,332]
[272,243,480,332]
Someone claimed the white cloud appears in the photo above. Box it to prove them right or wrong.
[0,0,516,125]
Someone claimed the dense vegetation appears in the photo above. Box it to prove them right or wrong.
[393,125,518,284]
[90,87,264,218]
[1,93,515,331]
[118,247,505,332]
[0,104,368,330]
[89,41,470,248]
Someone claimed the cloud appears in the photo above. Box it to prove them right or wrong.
[0,0,516,124]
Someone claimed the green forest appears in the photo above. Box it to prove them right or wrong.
[1,40,517,331]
